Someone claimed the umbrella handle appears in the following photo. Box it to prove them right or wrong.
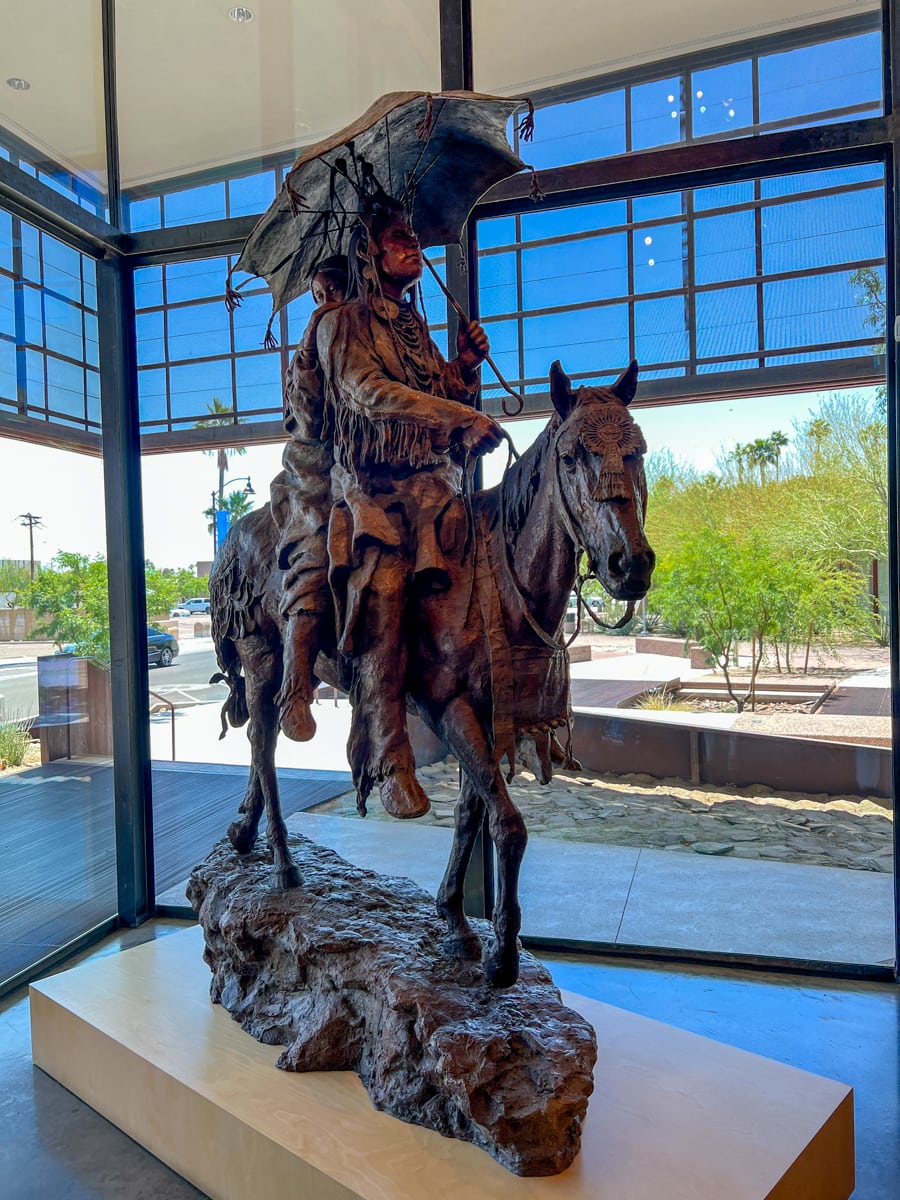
[422,255,525,417]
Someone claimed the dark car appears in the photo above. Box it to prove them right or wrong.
[57,626,179,667]
[147,625,179,667]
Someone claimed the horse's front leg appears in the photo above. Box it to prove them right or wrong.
[440,696,527,988]
[437,773,485,961]
[252,689,300,889]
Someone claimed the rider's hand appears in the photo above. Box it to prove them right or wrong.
[459,411,503,456]
[456,319,490,375]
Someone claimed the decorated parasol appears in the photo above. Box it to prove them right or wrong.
[226,90,539,411]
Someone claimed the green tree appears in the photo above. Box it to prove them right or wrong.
[145,563,205,619]
[0,559,30,595]
[195,397,247,505]
[27,553,111,658]
[203,489,255,536]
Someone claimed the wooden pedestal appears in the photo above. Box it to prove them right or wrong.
[30,926,853,1199]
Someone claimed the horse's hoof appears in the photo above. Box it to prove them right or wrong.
[272,863,302,890]
[379,769,430,819]
[484,950,520,989]
[227,821,256,854]
[279,697,316,742]
[443,933,482,962]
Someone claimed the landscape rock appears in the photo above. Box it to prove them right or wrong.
[187,836,597,1177]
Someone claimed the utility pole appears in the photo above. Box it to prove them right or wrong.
[17,512,42,579]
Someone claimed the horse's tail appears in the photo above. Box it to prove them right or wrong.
[209,528,251,739]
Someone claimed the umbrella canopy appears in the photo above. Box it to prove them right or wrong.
[227,90,534,328]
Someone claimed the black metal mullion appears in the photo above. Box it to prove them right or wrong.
[754,178,766,366]
[685,190,697,373]
[97,254,154,926]
[626,197,636,363]
[100,0,122,228]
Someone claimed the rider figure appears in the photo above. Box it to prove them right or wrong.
[271,257,348,743]
[313,196,502,819]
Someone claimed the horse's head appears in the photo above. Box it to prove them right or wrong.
[549,360,655,601]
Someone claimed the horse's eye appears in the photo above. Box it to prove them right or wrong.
[561,453,577,469]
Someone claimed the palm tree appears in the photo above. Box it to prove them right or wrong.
[745,438,776,486]
[195,397,247,505]
[203,489,255,536]
[768,430,789,481]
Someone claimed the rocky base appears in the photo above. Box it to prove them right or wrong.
[187,837,597,1176]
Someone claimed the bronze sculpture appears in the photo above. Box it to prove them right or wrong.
[210,91,655,989]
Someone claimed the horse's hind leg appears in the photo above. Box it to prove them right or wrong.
[436,774,485,961]
[254,694,300,889]
[439,695,527,988]
[227,763,263,853]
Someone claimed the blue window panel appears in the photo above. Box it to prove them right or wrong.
[228,170,276,217]
[480,318,519,382]
[285,292,316,347]
[86,368,100,426]
[169,359,233,421]
[766,346,873,367]
[84,312,99,368]
[0,274,13,339]
[528,91,625,169]
[523,305,629,380]
[233,290,280,354]
[478,216,516,250]
[697,359,759,373]
[41,233,82,302]
[19,161,35,177]
[163,182,227,227]
[695,210,756,284]
[641,366,686,380]
[0,208,11,273]
[23,286,44,347]
[633,223,685,294]
[520,201,627,242]
[522,233,628,310]
[47,356,85,419]
[694,181,755,212]
[20,223,41,284]
[419,255,447,331]
[235,352,282,413]
[137,368,168,424]
[83,265,97,314]
[136,310,166,366]
[166,300,231,362]
[134,266,163,311]
[43,295,83,361]
[763,270,878,350]
[633,193,683,223]
[759,31,882,125]
[24,349,44,408]
[692,60,752,138]
[165,257,230,304]
[762,189,883,274]
[429,327,449,360]
[761,163,883,200]
[0,335,15,401]
[479,251,518,317]
[0,146,8,160]
[127,195,162,232]
[634,296,689,365]
[631,76,683,151]
[696,285,758,359]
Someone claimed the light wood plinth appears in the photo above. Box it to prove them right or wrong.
[30,926,853,1199]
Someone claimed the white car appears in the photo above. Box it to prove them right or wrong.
[169,597,211,617]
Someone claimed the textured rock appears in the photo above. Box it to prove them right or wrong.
[187,836,597,1177]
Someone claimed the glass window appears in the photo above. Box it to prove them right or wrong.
[695,211,757,284]
[117,0,441,230]
[759,30,882,125]
[692,60,753,138]
[632,76,683,151]
[526,91,626,169]
[633,223,685,294]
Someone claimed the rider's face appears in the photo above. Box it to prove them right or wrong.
[311,271,345,306]
[376,219,422,291]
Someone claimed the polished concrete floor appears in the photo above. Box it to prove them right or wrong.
[2,919,897,1199]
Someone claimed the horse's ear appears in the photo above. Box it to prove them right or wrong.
[549,360,575,418]
[612,360,639,406]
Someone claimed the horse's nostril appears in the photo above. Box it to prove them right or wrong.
[608,551,626,579]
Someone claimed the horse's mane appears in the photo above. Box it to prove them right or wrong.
[497,414,559,533]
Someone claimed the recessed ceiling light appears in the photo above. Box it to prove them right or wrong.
[229,6,254,21]
[6,78,30,91]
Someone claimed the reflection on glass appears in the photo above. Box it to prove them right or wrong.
[0,435,115,989]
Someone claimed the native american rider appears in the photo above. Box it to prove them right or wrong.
[305,197,502,820]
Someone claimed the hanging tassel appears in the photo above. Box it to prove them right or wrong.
[263,316,278,350]
[517,98,536,144]
[415,93,434,141]
[286,181,306,217]
[529,167,545,202]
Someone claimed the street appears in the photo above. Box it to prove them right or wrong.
[0,642,222,722]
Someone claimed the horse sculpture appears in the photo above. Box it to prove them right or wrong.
[209,359,654,987]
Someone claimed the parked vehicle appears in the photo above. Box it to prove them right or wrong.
[55,626,178,667]
[169,597,210,617]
